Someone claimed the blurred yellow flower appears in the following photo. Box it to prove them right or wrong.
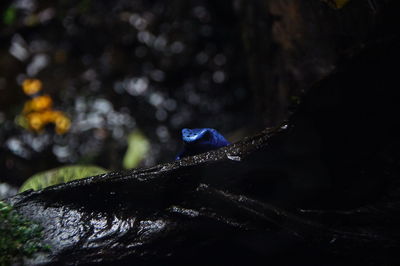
[54,113,71,134]
[22,79,43,96]
[23,95,53,114]
[24,110,71,134]
[19,79,71,135]
[26,112,45,132]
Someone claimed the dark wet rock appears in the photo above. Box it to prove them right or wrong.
[5,38,400,265]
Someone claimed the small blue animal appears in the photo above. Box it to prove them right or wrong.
[176,128,230,160]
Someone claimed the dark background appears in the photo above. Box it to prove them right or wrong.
[0,0,395,192]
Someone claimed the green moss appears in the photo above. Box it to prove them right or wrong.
[0,201,49,265]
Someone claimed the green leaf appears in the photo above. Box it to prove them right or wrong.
[19,165,108,192]
[122,130,150,169]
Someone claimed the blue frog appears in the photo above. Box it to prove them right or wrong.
[176,128,230,160]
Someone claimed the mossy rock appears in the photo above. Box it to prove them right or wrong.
[0,201,49,265]
[19,165,108,192]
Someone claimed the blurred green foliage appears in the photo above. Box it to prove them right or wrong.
[123,130,150,169]
[19,165,108,192]
[0,201,49,265]
[3,6,16,25]
[78,0,92,13]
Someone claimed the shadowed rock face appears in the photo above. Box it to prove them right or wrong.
[6,37,400,265]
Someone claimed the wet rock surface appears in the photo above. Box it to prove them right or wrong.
[5,38,400,265]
